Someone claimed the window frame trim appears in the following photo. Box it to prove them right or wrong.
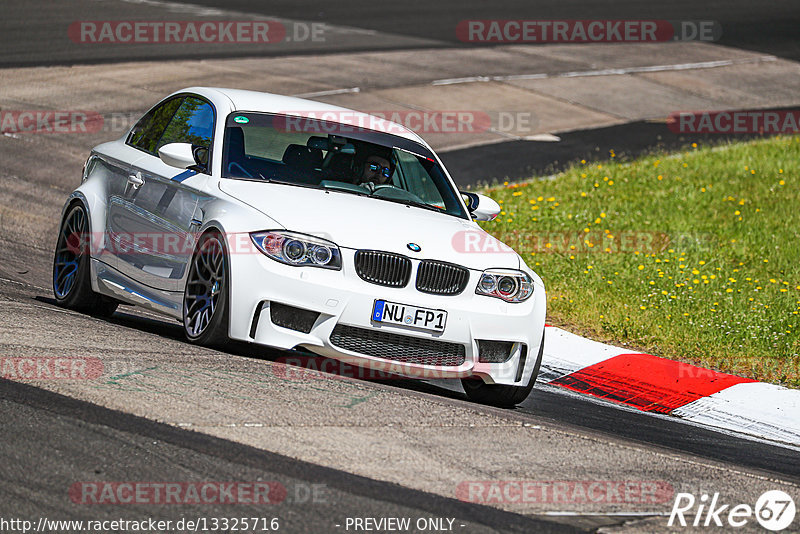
[125,92,217,175]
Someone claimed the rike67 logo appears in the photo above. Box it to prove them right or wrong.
[669,490,796,531]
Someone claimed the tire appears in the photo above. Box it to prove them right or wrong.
[462,330,545,408]
[182,230,230,347]
[52,203,118,317]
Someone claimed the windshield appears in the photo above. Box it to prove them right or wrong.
[221,112,468,219]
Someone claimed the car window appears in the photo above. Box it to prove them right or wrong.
[221,112,468,219]
[393,149,447,209]
[157,97,214,151]
[127,97,183,155]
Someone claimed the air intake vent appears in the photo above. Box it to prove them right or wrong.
[477,340,515,363]
[330,324,466,367]
[416,260,470,295]
[270,302,320,333]
[354,250,411,288]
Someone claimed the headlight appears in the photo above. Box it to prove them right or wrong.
[476,269,534,302]
[250,231,341,270]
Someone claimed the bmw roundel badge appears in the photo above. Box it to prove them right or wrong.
[407,243,421,252]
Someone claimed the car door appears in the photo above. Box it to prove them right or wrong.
[106,96,183,284]
[109,95,214,292]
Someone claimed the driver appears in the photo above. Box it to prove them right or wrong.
[358,155,393,186]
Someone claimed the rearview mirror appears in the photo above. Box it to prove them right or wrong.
[461,191,501,221]
[158,143,198,169]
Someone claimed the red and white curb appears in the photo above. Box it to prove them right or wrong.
[541,326,800,447]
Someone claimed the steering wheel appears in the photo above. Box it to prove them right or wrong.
[371,184,396,192]
[227,162,252,178]
[370,185,427,204]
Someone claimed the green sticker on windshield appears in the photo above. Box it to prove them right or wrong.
[233,116,249,124]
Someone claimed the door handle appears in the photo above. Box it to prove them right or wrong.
[127,172,144,189]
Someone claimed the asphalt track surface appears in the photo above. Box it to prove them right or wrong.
[0,379,570,534]
[1,1,799,532]
[1,0,798,66]
[440,119,796,188]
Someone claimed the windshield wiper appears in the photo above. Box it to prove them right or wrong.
[377,196,448,214]
[257,176,324,191]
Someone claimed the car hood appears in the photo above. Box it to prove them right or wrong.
[218,180,520,270]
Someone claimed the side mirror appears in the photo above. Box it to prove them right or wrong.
[158,143,199,169]
[461,191,501,221]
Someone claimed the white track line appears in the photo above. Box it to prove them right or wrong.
[293,87,361,98]
[432,56,778,86]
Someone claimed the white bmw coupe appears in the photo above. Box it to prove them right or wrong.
[53,87,546,406]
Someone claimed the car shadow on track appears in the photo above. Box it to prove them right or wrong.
[32,294,475,403]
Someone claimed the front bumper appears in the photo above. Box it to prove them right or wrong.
[228,247,546,386]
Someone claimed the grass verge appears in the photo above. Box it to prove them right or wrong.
[481,135,800,387]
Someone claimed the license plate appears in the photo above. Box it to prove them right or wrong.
[371,300,447,333]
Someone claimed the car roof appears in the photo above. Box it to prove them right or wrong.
[173,86,428,145]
